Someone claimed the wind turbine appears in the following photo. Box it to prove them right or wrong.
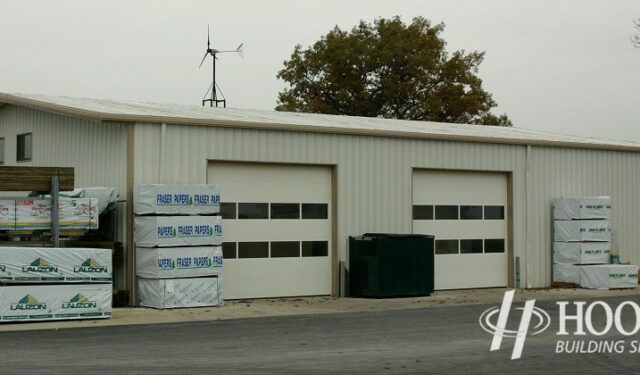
[199,25,243,107]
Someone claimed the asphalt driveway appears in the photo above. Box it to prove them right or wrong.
[1,295,639,374]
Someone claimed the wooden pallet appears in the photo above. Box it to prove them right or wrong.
[0,166,74,192]
[1,229,88,237]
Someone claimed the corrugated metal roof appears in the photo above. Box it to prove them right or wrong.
[1,92,639,152]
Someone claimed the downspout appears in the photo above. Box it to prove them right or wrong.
[525,144,532,288]
[126,124,135,306]
[159,123,166,183]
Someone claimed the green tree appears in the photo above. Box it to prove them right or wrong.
[276,17,511,126]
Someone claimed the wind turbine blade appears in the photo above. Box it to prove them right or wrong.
[236,43,243,51]
[198,52,208,68]
[237,49,244,59]
[207,25,210,49]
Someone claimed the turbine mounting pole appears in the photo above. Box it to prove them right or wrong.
[200,25,241,108]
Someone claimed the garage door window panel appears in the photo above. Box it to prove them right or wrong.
[460,239,483,254]
[220,203,237,219]
[302,241,328,257]
[460,206,482,220]
[238,242,269,258]
[271,203,300,219]
[238,203,268,219]
[436,239,459,254]
[271,241,300,257]
[435,205,458,220]
[222,242,237,259]
[484,239,505,253]
[301,203,328,219]
[484,206,505,220]
[413,205,433,220]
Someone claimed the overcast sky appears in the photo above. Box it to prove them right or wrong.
[2,0,639,142]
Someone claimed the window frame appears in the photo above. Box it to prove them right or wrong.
[17,132,32,162]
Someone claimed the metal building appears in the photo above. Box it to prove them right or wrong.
[1,93,639,301]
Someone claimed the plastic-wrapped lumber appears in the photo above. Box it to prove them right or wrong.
[0,283,112,323]
[553,264,581,284]
[134,215,222,247]
[553,220,611,242]
[553,242,610,265]
[14,198,98,230]
[137,277,223,309]
[0,200,15,230]
[136,246,223,279]
[0,247,112,283]
[580,264,638,289]
[134,184,220,215]
[552,196,611,220]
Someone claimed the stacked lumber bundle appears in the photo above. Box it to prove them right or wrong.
[134,184,223,309]
[0,247,112,322]
[552,196,637,289]
[0,198,98,230]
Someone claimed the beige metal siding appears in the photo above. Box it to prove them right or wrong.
[0,105,128,288]
[526,146,640,287]
[0,106,127,192]
[4,106,640,290]
[133,123,531,286]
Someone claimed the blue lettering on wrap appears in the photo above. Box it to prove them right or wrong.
[194,195,209,205]
[178,226,193,236]
[157,194,172,205]
[193,257,209,267]
[158,226,174,237]
[177,257,191,268]
[173,194,191,204]
[194,225,210,235]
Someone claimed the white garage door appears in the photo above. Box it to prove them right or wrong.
[207,162,332,299]
[412,170,508,290]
